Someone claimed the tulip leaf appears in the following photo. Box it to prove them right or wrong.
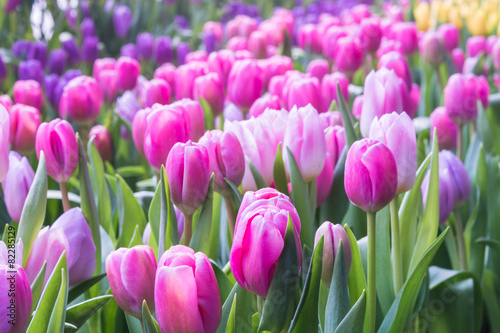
[226,294,238,333]
[211,260,235,304]
[65,295,113,330]
[67,273,107,304]
[141,300,160,333]
[17,152,47,266]
[28,251,68,333]
[376,206,395,314]
[378,227,449,332]
[190,174,214,254]
[30,261,47,312]
[217,283,253,333]
[345,224,366,307]
[258,215,299,333]
[336,82,359,147]
[224,178,242,212]
[200,97,214,131]
[482,270,500,332]
[334,290,366,333]
[325,241,350,333]
[116,174,147,248]
[128,225,143,248]
[288,236,324,333]
[273,142,290,196]
[157,166,178,255]
[287,147,314,249]
[476,238,500,251]
[485,155,500,280]
[209,192,222,260]
[246,156,267,190]
[47,268,69,333]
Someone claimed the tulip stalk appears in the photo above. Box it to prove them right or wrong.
[184,214,193,246]
[59,181,71,212]
[390,198,404,294]
[367,211,377,333]
[457,125,463,160]
[224,196,236,237]
[453,210,467,270]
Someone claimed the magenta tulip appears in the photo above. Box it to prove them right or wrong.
[89,125,113,162]
[444,73,480,125]
[140,79,171,108]
[248,30,268,59]
[13,80,44,112]
[174,61,208,100]
[451,48,465,73]
[207,49,235,88]
[98,69,118,103]
[392,22,418,55]
[307,59,330,82]
[2,152,34,221]
[9,104,41,155]
[321,72,349,112]
[359,18,382,53]
[437,23,460,53]
[493,40,500,72]
[132,108,153,156]
[227,59,263,112]
[154,63,176,97]
[352,95,363,119]
[248,93,281,118]
[0,95,12,110]
[0,106,7,182]
[193,73,225,116]
[466,36,486,57]
[298,24,322,54]
[59,75,102,126]
[378,51,412,90]
[116,56,141,91]
[284,76,322,112]
[334,36,363,75]
[171,99,205,142]
[92,58,116,81]
[430,107,458,151]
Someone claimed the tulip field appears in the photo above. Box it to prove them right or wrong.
[3,0,500,332]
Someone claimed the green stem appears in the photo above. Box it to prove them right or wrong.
[257,296,265,317]
[390,199,404,295]
[59,181,71,212]
[457,125,463,160]
[184,214,193,246]
[454,210,467,270]
[367,212,377,333]
[224,195,236,238]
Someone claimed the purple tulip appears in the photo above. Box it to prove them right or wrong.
[4,0,21,12]
[176,42,190,66]
[60,34,81,66]
[47,49,66,75]
[419,31,445,67]
[121,43,138,59]
[113,5,133,38]
[116,91,141,123]
[18,60,43,84]
[137,32,154,61]
[51,69,82,110]
[27,41,47,67]
[430,107,458,151]
[2,152,34,221]
[154,36,173,65]
[82,36,99,64]
[81,17,96,40]
[203,31,218,54]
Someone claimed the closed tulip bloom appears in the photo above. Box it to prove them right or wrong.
[177,42,190,66]
[141,79,171,108]
[144,106,189,170]
[27,41,47,67]
[9,104,41,155]
[420,31,445,68]
[439,150,471,206]
[369,112,416,194]
[156,245,221,333]
[98,69,118,103]
[154,63,176,96]
[444,74,479,125]
[13,80,44,112]
[430,107,458,151]
[392,22,418,55]
[258,55,293,89]
[466,36,486,57]
[175,61,208,100]
[344,138,398,212]
[492,40,500,72]
[89,125,113,162]
[166,141,210,216]
[137,32,154,61]
[268,74,287,99]
[154,36,173,65]
[437,23,460,53]
[132,108,152,156]
[121,43,138,59]
[0,106,8,183]
[227,59,263,111]
[352,94,363,119]
[231,188,302,297]
[360,68,405,137]
[0,95,12,110]
[2,152,34,221]
[47,49,66,75]
[334,36,363,75]
[316,150,334,207]
[116,56,141,91]
[113,4,132,38]
[359,18,382,53]
[298,24,322,54]
[18,59,43,84]
[282,104,327,182]
[378,51,412,90]
[198,130,245,196]
[321,72,349,112]
[207,50,235,88]
[106,245,157,318]
[193,73,224,116]
[172,99,205,141]
[314,222,351,286]
[59,76,102,126]
[451,48,465,73]
[82,36,99,64]
[35,118,78,183]
[248,31,267,59]
[284,76,322,111]
[421,167,454,224]
[80,17,95,39]
[306,59,330,82]
[60,34,81,66]
[248,93,281,118]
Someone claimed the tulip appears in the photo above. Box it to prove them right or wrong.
[113,4,132,38]
[306,59,330,82]
[154,36,173,65]
[121,43,138,59]
[116,56,141,91]
[154,63,176,96]
[81,37,99,64]
[155,245,221,333]
[466,36,486,58]
[282,105,327,182]
[60,34,81,66]
[451,48,465,73]
[268,74,287,99]
[392,22,418,55]
[321,72,349,112]
[444,73,480,125]
[174,62,208,100]
[106,245,157,318]
[177,42,190,66]
[378,51,412,90]
[316,149,334,207]
[352,95,363,120]
[140,79,171,108]
[259,55,293,89]
[4,0,21,12]
[248,31,267,59]
[439,150,471,206]
[492,40,500,72]
[81,17,95,39]
[319,112,343,130]
[2,152,34,221]
[203,21,223,42]
[51,69,82,110]
[360,68,405,137]
[47,49,66,75]
[13,80,44,112]
[227,59,263,112]
[419,31,445,68]
[284,76,322,112]
[89,125,113,162]
[0,95,12,110]
[369,112,416,194]
[203,31,217,54]
[437,23,460,53]
[193,73,224,116]
[137,32,154,61]
[314,222,351,286]
[359,18,382,53]
[248,93,281,118]
[132,108,153,156]
[421,165,454,225]
[172,99,205,141]
[207,50,235,88]
[298,24,322,54]
[27,41,47,67]
[18,59,43,84]
[9,104,41,155]
[344,138,397,213]
[35,118,78,183]
[430,107,458,151]
[98,69,119,103]
[333,36,363,75]
[59,76,102,126]
[115,91,141,123]
[230,188,302,297]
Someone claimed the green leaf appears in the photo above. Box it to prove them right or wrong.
[246,156,268,190]
[47,268,68,333]
[287,147,314,249]
[289,237,324,332]
[115,165,148,178]
[226,294,238,333]
[141,300,160,333]
[190,175,214,254]
[225,178,242,213]
[217,283,253,333]
[128,225,144,247]
[476,238,500,251]
[17,152,47,266]
[65,295,113,330]
[31,262,47,312]
[336,83,359,146]
[378,228,449,332]
[258,216,300,333]
[325,241,350,333]
[334,290,366,333]
[273,142,290,196]
[482,270,500,332]
[116,174,147,248]
[67,273,107,304]
[345,225,366,307]
[409,133,440,272]
[200,97,215,131]
[375,206,395,314]
[211,260,235,305]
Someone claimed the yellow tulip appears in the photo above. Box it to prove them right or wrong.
[487,12,499,34]
[467,9,487,35]
[448,6,463,29]
[415,2,431,30]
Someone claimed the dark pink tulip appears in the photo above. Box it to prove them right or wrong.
[193,73,225,116]
[474,75,489,110]
[89,125,113,162]
[359,18,382,53]
[321,72,349,112]
[444,73,481,125]
[419,31,445,67]
[59,76,102,126]
[140,79,171,108]
[166,141,210,215]
[106,245,157,318]
[116,56,141,91]
[92,57,116,81]
[492,40,500,72]
[392,22,418,55]
[185,50,208,63]
[207,50,235,88]
[466,36,486,57]
[231,188,302,297]
[322,26,349,61]
[258,55,293,89]
[344,138,398,212]
[35,118,78,183]
[227,59,263,112]
[227,36,248,52]
[98,69,118,103]
[437,23,460,53]
[284,76,322,111]
[0,106,7,182]
[314,222,351,285]
[306,59,330,82]
[132,108,152,156]
[408,83,420,119]
[0,95,12,110]
[430,107,458,151]
[2,152,34,221]
[451,48,465,73]
[174,61,208,100]
[333,36,363,75]
[268,74,287,99]
[352,94,363,119]
[13,80,44,112]
[156,245,221,333]
[376,38,404,59]
[487,36,498,55]
[172,99,205,142]
[298,24,322,54]
[248,30,267,59]
[378,51,412,90]
[248,93,281,118]
[9,104,41,155]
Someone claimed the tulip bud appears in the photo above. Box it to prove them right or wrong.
[437,23,460,53]
[154,36,173,65]
[230,188,302,297]
[140,79,171,108]
[419,31,445,68]
[207,49,235,88]
[137,32,154,61]
[306,59,330,82]
[27,41,47,67]
[116,56,141,91]
[93,58,116,81]
[248,93,281,118]
[174,62,208,100]
[89,125,113,162]
[121,43,138,59]
[444,73,480,125]
[321,72,349,112]
[132,108,152,156]
[345,138,398,212]
[106,245,157,318]
[392,22,418,55]
[193,73,225,116]
[59,76,102,126]
[80,17,95,39]
[333,36,363,75]
[430,107,458,151]
[298,24,322,54]
[314,222,351,286]
[198,130,245,196]
[2,152,34,221]
[47,49,66,75]
[35,118,78,183]
[359,18,382,53]
[0,106,7,183]
[166,141,210,216]
[466,36,486,57]
[13,80,44,112]
[177,42,190,66]
[172,99,205,142]
[284,76,322,111]
[9,104,41,155]
[98,69,118,103]
[156,245,221,333]
[18,59,43,84]
[248,31,267,59]
[82,36,99,64]
[227,59,264,112]
[60,34,81,66]
[154,63,176,97]
[378,51,412,90]
[268,74,286,99]
[115,91,141,123]
[451,48,465,73]
[113,5,132,38]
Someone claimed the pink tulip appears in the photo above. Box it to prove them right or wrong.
[248,31,267,59]
[437,23,460,53]
[359,18,382,53]
[334,36,363,74]
[419,31,445,67]
[98,69,118,103]
[174,61,208,100]
[284,76,322,111]
[2,152,34,221]
[344,138,398,212]
[203,21,223,41]
[376,38,404,59]
[132,108,153,156]
[106,245,156,318]
[207,50,235,88]
[185,50,208,63]
[392,22,418,55]
[166,141,210,216]
[444,73,481,125]
[319,111,343,130]
[321,72,349,112]
[0,95,12,110]
[268,74,287,99]
[116,56,141,91]
[493,40,500,72]
[451,48,465,73]
[59,75,103,126]
[248,93,281,118]
[466,36,486,57]
[227,59,263,112]
[89,125,113,162]
[231,188,302,297]
[9,104,41,155]
[322,26,349,61]
[154,63,176,97]
[352,94,363,119]
[35,118,78,183]
[306,59,330,82]
[92,58,116,81]
[378,51,412,90]
[430,107,458,151]
[316,150,334,207]
[156,245,221,333]
[0,106,7,182]
[13,80,44,112]
[193,73,225,116]
[140,79,171,108]
[171,99,205,141]
[298,24,322,54]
